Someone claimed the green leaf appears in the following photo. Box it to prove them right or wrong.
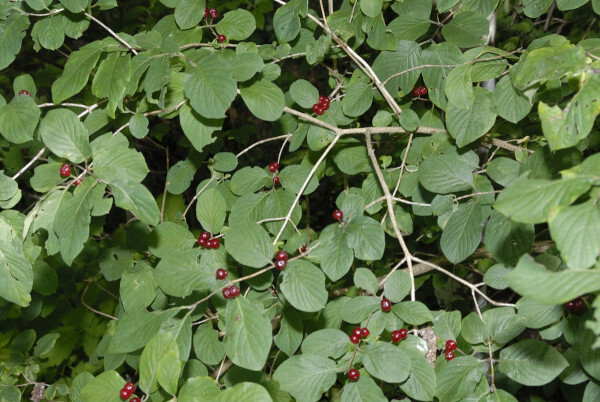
[487,157,521,186]
[372,40,422,96]
[341,296,380,323]
[332,139,372,175]
[484,307,526,344]
[0,218,33,307]
[80,371,125,402]
[435,356,484,401]
[178,377,220,402]
[341,373,387,402]
[54,178,95,265]
[446,86,497,147]
[273,3,301,43]
[230,166,272,195]
[388,16,431,41]
[229,192,268,224]
[433,310,462,341]
[346,216,385,261]
[0,171,18,201]
[212,152,238,172]
[540,75,600,150]
[301,329,349,359]
[354,268,378,295]
[39,108,91,163]
[174,0,206,30]
[148,222,196,258]
[561,153,600,184]
[392,301,434,325]
[108,309,179,354]
[280,259,328,312]
[278,165,319,195]
[194,323,225,365]
[215,9,256,40]
[92,53,131,117]
[421,42,464,110]
[216,382,273,402]
[483,264,512,290]
[274,306,303,357]
[232,52,263,82]
[384,271,411,302]
[290,79,319,109]
[506,254,600,304]
[494,175,590,224]
[224,296,272,371]
[362,342,411,383]
[179,103,221,152]
[494,75,532,123]
[140,332,179,394]
[442,11,489,48]
[196,188,226,234]
[262,189,302,239]
[110,181,160,226]
[52,41,105,103]
[59,0,88,13]
[484,210,534,266]
[419,154,474,194]
[498,339,568,386]
[154,249,212,297]
[515,298,563,329]
[184,54,237,119]
[0,14,29,71]
[91,133,149,184]
[441,201,484,264]
[445,64,473,108]
[523,0,553,17]
[120,262,158,312]
[273,354,338,402]
[157,350,181,395]
[319,224,353,281]
[361,0,383,17]
[240,79,285,121]
[399,345,437,401]
[556,0,589,11]
[341,81,373,117]
[225,222,273,268]
[144,55,171,101]
[32,16,65,50]
[129,114,149,139]
[462,0,500,16]
[0,95,40,144]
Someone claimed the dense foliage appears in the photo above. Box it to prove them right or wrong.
[1,0,600,401]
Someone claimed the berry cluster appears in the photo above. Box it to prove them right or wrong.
[119,382,140,401]
[197,231,220,249]
[274,250,288,270]
[222,285,240,299]
[347,368,360,382]
[380,298,392,312]
[332,209,343,221]
[391,328,407,342]
[444,339,457,361]
[216,268,228,280]
[18,89,31,96]
[268,162,280,185]
[204,7,227,43]
[60,163,71,178]
[349,327,370,344]
[311,95,330,116]
[564,297,584,313]
[411,86,428,97]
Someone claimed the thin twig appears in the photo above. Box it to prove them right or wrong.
[84,12,138,55]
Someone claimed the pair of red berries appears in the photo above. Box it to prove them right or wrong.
[381,298,392,312]
[332,209,343,221]
[204,7,218,19]
[411,86,428,97]
[19,89,31,96]
[391,328,407,342]
[274,250,288,270]
[222,285,240,299]
[216,268,228,280]
[564,297,584,313]
[119,382,139,401]
[347,368,360,382]
[268,162,280,184]
[349,327,370,344]
[445,339,457,361]
[197,232,220,249]
[311,95,330,115]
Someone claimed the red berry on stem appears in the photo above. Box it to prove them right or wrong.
[322,101,330,110]
[299,245,307,253]
[314,105,324,115]
[217,35,226,43]
[229,285,240,298]
[445,340,457,351]
[332,210,343,221]
[276,250,288,261]
[120,389,131,400]
[445,350,455,361]
[349,334,361,344]
[412,87,420,97]
[361,328,370,338]
[273,176,280,184]
[318,95,327,103]
[204,7,209,18]
[210,238,220,249]
[60,163,71,178]
[381,298,392,312]
[130,398,141,402]
[209,8,218,18]
[198,238,207,247]
[19,89,31,96]
[399,328,407,339]
[391,330,401,343]
[124,383,136,393]
[216,269,228,280]
[73,179,81,186]
[419,86,428,96]
[352,327,363,338]
[222,287,231,299]
[573,297,584,313]
[275,259,287,270]
[269,162,279,172]
[347,369,360,382]
[200,232,211,241]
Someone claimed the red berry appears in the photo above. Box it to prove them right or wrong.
[204,7,209,17]
[573,297,584,313]
[419,86,428,96]
[59,163,71,178]
[349,334,361,344]
[120,389,131,400]
[209,238,220,249]
[217,35,226,43]
[229,285,240,298]
[318,95,328,104]
[314,105,324,115]
[361,328,370,338]
[124,383,136,393]
[273,176,280,185]
[276,250,288,261]
[445,340,457,351]
[222,287,232,299]
[198,238,207,247]
[299,245,307,253]
[312,104,321,113]
[445,350,455,361]
[322,101,330,110]
[130,398,141,402]
[398,328,407,339]
[332,210,343,221]
[381,298,392,312]
[564,301,574,311]
[209,8,218,18]
[275,259,287,270]
[352,327,363,338]
[269,162,279,172]
[200,232,211,241]
[19,89,31,96]
[411,87,420,97]
[347,368,360,382]
[216,269,228,280]
[391,330,402,343]
[73,178,81,186]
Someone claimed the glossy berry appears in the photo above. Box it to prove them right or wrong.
[273,176,280,185]
[217,35,226,43]
[318,95,327,104]
[197,238,207,247]
[381,298,392,312]
[216,269,228,280]
[73,179,81,186]
[361,328,370,338]
[124,383,136,393]
[209,8,218,18]
[445,340,457,351]
[299,245,307,253]
[445,350,455,361]
[398,328,407,339]
[573,297,585,312]
[352,327,363,338]
[332,210,343,221]
[411,87,420,97]
[419,86,428,96]
[229,285,240,298]
[349,334,361,344]
[130,398,141,402]
[275,259,287,270]
[119,389,131,400]
[276,250,288,261]
[312,103,324,115]
[200,231,211,241]
[347,369,360,382]
[222,287,232,299]
[204,7,209,18]
[209,238,220,249]
[391,330,402,343]
[321,101,330,110]
[60,163,71,178]
[268,162,279,172]
[19,89,31,96]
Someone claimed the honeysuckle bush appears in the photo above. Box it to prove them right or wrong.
[2,0,600,400]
